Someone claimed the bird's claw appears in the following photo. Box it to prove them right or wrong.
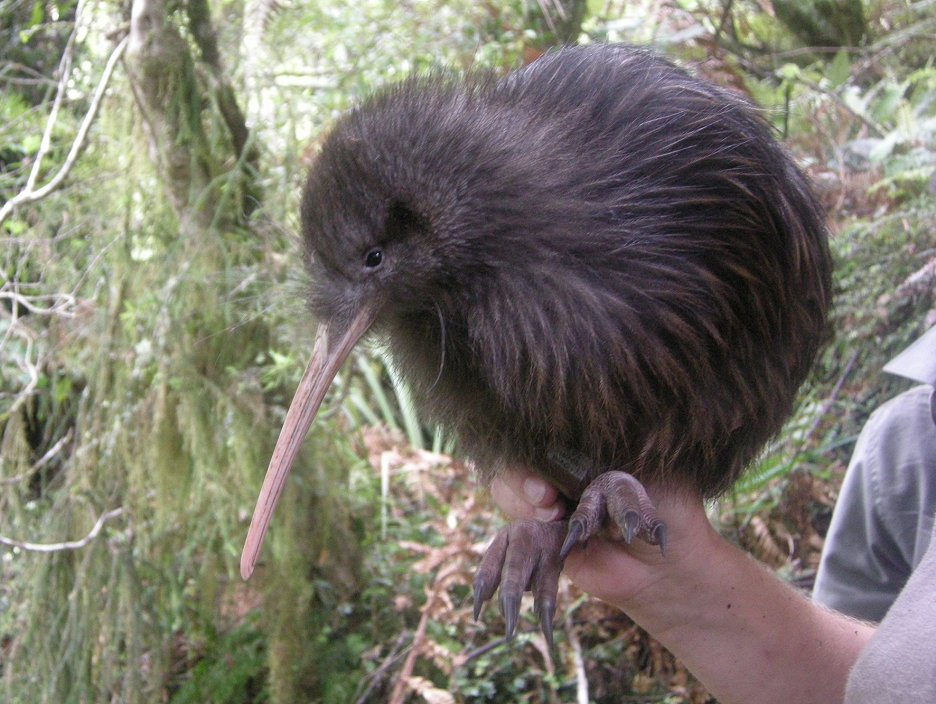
[473,471,663,647]
[473,519,565,647]
[561,470,667,557]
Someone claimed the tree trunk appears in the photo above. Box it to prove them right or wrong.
[125,0,258,233]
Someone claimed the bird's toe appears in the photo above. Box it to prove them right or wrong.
[473,519,566,645]
[474,528,508,620]
[563,470,667,556]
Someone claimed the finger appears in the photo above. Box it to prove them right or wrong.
[498,469,561,509]
[491,478,564,522]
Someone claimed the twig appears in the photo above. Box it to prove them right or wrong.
[354,631,413,704]
[801,349,860,446]
[561,580,589,704]
[2,331,39,419]
[0,35,128,226]
[0,430,73,486]
[388,563,458,704]
[22,0,85,195]
[792,75,885,138]
[0,507,124,553]
[461,635,512,663]
[895,255,936,296]
[0,291,76,317]
[711,0,734,47]
[0,61,59,88]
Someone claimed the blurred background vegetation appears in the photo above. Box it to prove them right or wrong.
[1,0,934,701]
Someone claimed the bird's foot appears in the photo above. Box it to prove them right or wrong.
[473,519,566,648]
[472,471,665,647]
[560,470,666,560]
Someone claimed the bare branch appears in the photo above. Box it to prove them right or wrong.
[388,563,460,704]
[0,291,76,317]
[23,0,86,194]
[793,74,886,138]
[353,631,412,704]
[562,579,589,704]
[0,430,73,486]
[0,61,59,88]
[0,324,39,420]
[0,35,129,227]
[896,255,936,296]
[0,507,124,553]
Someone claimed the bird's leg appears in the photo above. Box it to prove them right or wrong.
[560,470,667,560]
[473,519,566,648]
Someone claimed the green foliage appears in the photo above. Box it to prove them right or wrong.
[771,0,867,47]
[0,0,77,104]
[732,198,936,516]
[730,41,936,506]
[2,0,535,700]
[169,621,268,704]
[342,350,455,453]
[2,0,935,702]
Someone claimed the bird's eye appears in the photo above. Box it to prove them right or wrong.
[364,248,384,269]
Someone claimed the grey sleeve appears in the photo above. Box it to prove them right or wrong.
[812,385,936,623]
[845,522,936,704]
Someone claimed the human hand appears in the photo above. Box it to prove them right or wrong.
[492,468,874,704]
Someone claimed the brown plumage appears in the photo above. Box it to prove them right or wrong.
[241,44,832,642]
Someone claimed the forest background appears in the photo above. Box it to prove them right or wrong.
[1,0,934,701]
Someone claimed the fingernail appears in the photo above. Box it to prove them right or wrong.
[522,478,547,503]
[534,505,561,522]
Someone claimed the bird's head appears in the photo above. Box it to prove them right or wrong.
[240,79,486,579]
[299,133,454,330]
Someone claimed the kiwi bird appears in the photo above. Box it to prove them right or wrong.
[241,44,832,645]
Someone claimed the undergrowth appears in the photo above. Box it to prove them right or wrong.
[1,0,934,702]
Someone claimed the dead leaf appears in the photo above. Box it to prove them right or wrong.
[407,675,455,704]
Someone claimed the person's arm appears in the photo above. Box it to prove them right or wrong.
[491,472,875,704]
[814,386,936,621]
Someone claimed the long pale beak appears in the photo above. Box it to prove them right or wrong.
[240,307,375,579]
